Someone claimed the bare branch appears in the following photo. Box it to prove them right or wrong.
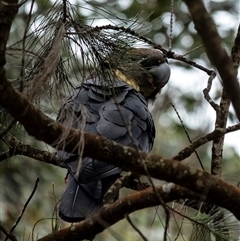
[183,0,240,121]
[103,172,133,205]
[5,177,40,241]
[0,225,18,241]
[231,24,240,69]
[203,72,219,111]
[209,20,240,241]
[36,183,238,241]
[95,25,215,75]
[0,125,59,166]
[0,76,240,221]
[126,215,148,241]
[0,0,18,66]
[0,0,19,139]
[173,123,240,161]
[1,3,240,241]
[171,103,204,170]
[168,0,174,51]
[209,23,240,176]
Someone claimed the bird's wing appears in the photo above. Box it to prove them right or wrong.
[58,76,155,222]
[58,47,170,222]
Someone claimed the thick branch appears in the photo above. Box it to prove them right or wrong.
[0,127,59,166]
[211,24,240,176]
[36,184,224,241]
[0,3,240,238]
[183,0,240,121]
[0,0,18,66]
[0,76,240,220]
[231,24,240,69]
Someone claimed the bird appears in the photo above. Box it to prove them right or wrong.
[57,48,171,222]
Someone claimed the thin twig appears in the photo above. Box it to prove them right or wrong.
[182,44,204,56]
[62,0,67,23]
[0,225,18,241]
[203,72,219,111]
[184,0,240,121]
[169,204,230,241]
[140,159,170,241]
[0,124,59,166]
[104,172,150,205]
[169,0,174,51]
[103,172,132,205]
[171,103,205,170]
[210,21,240,241]
[126,215,148,241]
[173,123,240,161]
[31,218,60,241]
[4,177,40,241]
[94,24,215,75]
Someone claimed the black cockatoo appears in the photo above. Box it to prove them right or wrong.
[57,48,170,222]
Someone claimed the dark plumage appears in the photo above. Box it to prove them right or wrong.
[57,48,170,222]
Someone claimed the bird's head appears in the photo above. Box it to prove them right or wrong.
[105,48,171,101]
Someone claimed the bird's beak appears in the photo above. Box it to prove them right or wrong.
[149,62,171,88]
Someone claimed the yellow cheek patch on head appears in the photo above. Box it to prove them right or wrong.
[115,69,140,92]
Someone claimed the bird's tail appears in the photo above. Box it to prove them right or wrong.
[59,173,119,222]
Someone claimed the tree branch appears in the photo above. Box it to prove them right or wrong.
[0,225,18,241]
[210,23,240,176]
[0,0,18,65]
[0,125,59,166]
[5,177,40,241]
[0,69,240,221]
[231,24,240,69]
[1,3,240,241]
[183,0,240,121]
[173,123,240,161]
[37,183,237,241]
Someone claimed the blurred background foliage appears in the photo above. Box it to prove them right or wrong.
[0,0,239,240]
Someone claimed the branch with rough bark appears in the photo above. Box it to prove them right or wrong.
[183,0,240,121]
[1,73,240,222]
[0,2,240,224]
[0,0,18,64]
[0,125,59,166]
[180,4,240,237]
[36,183,233,241]
[1,1,240,240]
